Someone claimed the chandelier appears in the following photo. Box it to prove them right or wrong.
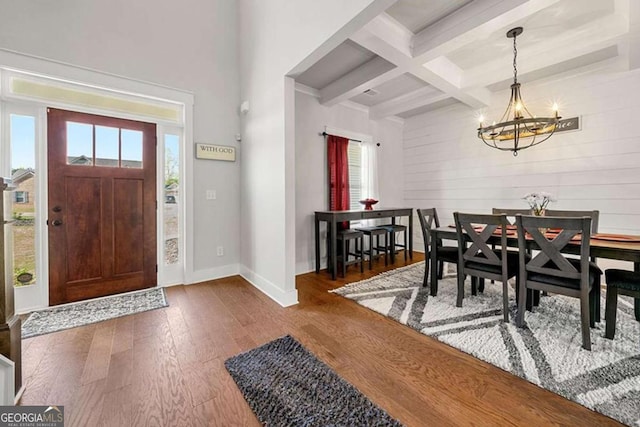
[477,27,560,156]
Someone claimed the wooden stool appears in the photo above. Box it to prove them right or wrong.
[381,224,407,263]
[333,230,364,277]
[604,269,640,339]
[355,226,388,269]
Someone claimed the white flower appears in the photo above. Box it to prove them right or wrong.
[523,191,556,215]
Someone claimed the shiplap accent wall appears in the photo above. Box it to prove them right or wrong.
[404,66,640,256]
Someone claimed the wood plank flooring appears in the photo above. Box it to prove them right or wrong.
[20,253,622,426]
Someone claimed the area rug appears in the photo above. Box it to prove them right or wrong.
[332,263,640,426]
[22,288,168,339]
[225,335,403,426]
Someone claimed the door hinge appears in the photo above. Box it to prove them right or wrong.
[156,264,158,273]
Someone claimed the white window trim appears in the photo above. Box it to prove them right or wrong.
[158,125,185,286]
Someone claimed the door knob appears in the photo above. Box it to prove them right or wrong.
[52,219,63,226]
[52,206,62,212]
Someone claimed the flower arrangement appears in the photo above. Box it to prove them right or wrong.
[523,191,556,216]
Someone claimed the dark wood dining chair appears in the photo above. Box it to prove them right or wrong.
[544,209,600,234]
[544,209,601,320]
[603,269,640,339]
[515,215,601,350]
[491,208,533,299]
[417,208,458,288]
[454,212,517,321]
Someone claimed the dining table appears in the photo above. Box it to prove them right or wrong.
[315,208,413,280]
[429,226,640,297]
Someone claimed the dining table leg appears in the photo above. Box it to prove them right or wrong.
[314,216,320,273]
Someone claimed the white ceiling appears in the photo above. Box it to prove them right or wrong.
[385,0,473,34]
[294,0,636,121]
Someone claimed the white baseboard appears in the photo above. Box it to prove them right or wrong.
[187,264,240,284]
[239,265,298,307]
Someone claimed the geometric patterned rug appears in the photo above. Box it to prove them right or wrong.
[332,263,640,426]
[22,288,168,339]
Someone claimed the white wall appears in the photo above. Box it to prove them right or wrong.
[294,91,404,274]
[403,64,640,261]
[237,0,394,306]
[0,0,240,278]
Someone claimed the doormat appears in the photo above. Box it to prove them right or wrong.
[225,335,403,426]
[22,288,168,339]
[332,263,640,426]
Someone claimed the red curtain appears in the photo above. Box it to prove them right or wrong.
[327,134,350,229]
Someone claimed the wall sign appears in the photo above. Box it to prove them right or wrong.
[196,143,236,161]
[555,116,580,133]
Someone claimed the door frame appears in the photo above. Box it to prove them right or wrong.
[0,59,194,312]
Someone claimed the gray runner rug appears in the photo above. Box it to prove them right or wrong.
[332,263,640,426]
[22,288,168,338]
[225,335,403,427]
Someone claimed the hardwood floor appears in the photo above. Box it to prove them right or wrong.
[20,253,621,426]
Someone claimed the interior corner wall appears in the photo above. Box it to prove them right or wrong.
[0,0,240,281]
[294,91,404,274]
[402,65,640,265]
[236,0,390,306]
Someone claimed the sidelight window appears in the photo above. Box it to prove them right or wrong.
[164,134,180,265]
[10,114,37,286]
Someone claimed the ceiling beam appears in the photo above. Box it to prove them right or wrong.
[419,57,491,108]
[350,12,493,109]
[412,0,559,60]
[321,1,556,111]
[462,13,629,89]
[319,56,396,106]
[369,87,449,120]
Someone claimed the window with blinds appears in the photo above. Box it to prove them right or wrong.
[348,141,362,211]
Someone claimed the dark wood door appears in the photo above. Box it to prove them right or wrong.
[47,108,157,305]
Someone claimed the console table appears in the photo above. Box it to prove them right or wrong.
[315,208,413,280]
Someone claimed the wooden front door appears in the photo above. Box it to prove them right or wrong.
[47,108,157,305]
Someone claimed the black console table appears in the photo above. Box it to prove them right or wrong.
[314,208,413,280]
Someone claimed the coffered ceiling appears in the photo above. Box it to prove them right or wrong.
[295,0,636,121]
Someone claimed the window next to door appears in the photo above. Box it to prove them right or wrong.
[10,114,38,287]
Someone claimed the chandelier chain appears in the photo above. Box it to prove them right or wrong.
[513,33,518,84]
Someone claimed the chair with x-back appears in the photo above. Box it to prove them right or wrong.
[417,208,458,289]
[544,210,600,234]
[515,215,601,350]
[544,209,601,320]
[454,212,517,322]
